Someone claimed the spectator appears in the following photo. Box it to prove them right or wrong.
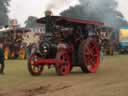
[0,43,5,74]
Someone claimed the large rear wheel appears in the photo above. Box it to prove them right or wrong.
[55,51,71,76]
[79,38,100,73]
[28,54,43,76]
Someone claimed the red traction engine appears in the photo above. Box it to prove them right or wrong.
[28,12,104,76]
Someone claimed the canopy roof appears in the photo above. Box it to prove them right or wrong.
[37,16,104,26]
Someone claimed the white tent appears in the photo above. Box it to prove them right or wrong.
[0,27,11,32]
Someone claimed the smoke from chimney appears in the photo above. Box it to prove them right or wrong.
[46,0,67,10]
[46,0,79,15]
[60,0,128,29]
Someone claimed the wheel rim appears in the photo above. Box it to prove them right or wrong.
[56,51,71,75]
[84,39,100,73]
[29,54,43,75]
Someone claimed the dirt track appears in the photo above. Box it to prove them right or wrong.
[0,55,128,96]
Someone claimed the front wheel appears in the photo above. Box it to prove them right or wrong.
[28,54,43,76]
[79,38,100,73]
[55,51,71,76]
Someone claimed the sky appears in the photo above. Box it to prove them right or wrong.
[9,0,128,26]
[117,0,128,19]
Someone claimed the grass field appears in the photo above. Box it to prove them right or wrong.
[0,55,128,96]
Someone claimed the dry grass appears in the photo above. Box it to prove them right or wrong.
[0,55,128,96]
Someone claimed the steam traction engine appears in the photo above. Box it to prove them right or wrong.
[28,11,104,76]
[0,28,30,59]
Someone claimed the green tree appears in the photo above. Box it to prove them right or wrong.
[0,0,10,26]
[25,16,38,28]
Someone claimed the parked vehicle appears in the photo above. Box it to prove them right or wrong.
[118,28,128,53]
[99,26,114,56]
[0,27,30,59]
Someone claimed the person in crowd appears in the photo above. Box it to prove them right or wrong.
[0,43,5,74]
